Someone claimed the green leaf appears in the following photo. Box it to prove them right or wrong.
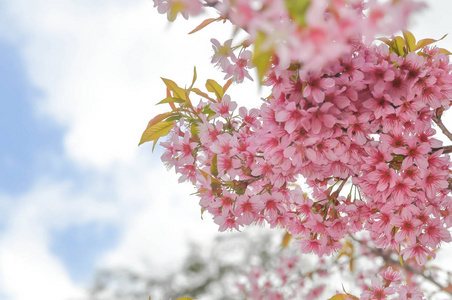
[377,37,392,46]
[161,78,186,100]
[285,0,311,28]
[156,97,186,105]
[211,154,219,177]
[190,122,199,137]
[399,253,404,267]
[253,31,273,83]
[206,79,224,100]
[391,36,405,56]
[168,2,184,22]
[166,115,182,122]
[190,66,197,89]
[139,120,174,147]
[143,112,173,130]
[438,48,452,55]
[402,30,416,52]
[201,106,216,119]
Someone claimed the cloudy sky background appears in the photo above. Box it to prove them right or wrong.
[1,1,452,299]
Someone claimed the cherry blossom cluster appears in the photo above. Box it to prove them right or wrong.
[160,41,452,269]
[147,0,452,298]
[154,0,424,74]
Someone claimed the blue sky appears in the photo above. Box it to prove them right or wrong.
[1,1,452,299]
[0,2,223,299]
[0,35,119,286]
[0,39,63,195]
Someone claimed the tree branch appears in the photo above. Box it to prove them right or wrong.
[432,145,452,154]
[352,237,452,296]
[432,115,452,142]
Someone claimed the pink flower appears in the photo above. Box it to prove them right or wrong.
[361,278,395,300]
[300,71,335,103]
[153,0,203,21]
[224,50,254,83]
[367,163,397,192]
[210,95,237,118]
[396,285,425,300]
[401,243,436,265]
[211,38,234,69]
[214,214,240,232]
[379,266,402,284]
[275,101,307,134]
[392,209,422,244]
[419,218,452,248]
[422,169,449,199]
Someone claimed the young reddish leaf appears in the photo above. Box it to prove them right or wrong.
[402,30,416,52]
[211,153,219,177]
[206,79,224,100]
[223,78,233,93]
[144,112,173,130]
[156,97,186,105]
[199,169,210,180]
[281,231,292,248]
[442,284,452,293]
[189,88,216,102]
[139,120,174,147]
[188,17,218,34]
[253,31,273,83]
[415,34,448,51]
[161,78,187,100]
[199,169,221,185]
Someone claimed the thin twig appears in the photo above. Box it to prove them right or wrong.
[433,116,452,142]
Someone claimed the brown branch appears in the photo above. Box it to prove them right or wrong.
[433,115,452,142]
[352,237,452,295]
[442,145,452,154]
[432,145,452,154]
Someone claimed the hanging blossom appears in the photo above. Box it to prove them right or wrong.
[155,0,425,78]
[144,0,452,298]
[157,42,452,265]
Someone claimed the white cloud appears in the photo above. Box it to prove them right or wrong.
[0,180,110,300]
[0,1,233,298]
[0,0,255,169]
[0,154,221,299]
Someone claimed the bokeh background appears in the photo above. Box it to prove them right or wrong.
[1,1,452,299]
